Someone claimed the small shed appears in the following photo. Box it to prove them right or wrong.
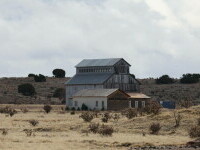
[160,101,176,109]
[128,93,151,108]
[72,88,130,110]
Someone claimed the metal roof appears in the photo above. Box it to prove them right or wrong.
[75,58,129,67]
[65,73,113,85]
[73,88,119,97]
[127,93,151,99]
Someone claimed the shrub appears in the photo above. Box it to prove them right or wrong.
[53,69,65,78]
[98,124,114,136]
[144,101,161,115]
[173,111,182,127]
[112,113,120,121]
[101,112,111,123]
[71,107,76,111]
[70,111,75,115]
[34,74,46,82]
[28,74,35,78]
[149,123,161,134]
[81,103,88,111]
[180,74,200,84]
[53,88,65,100]
[24,129,33,137]
[0,106,17,117]
[122,108,137,119]
[88,123,100,134]
[2,129,8,136]
[18,83,36,96]
[21,107,28,113]
[29,120,39,126]
[156,75,174,84]
[80,112,94,122]
[43,105,52,113]
[189,126,200,138]
[77,107,81,111]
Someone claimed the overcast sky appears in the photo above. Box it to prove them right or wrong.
[0,0,200,78]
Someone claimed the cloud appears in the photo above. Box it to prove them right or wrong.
[0,0,199,78]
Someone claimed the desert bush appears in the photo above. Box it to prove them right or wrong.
[180,73,200,84]
[0,106,17,117]
[156,75,174,84]
[88,123,100,134]
[71,107,76,111]
[24,129,33,137]
[2,129,8,136]
[179,100,193,108]
[112,113,120,121]
[29,120,39,126]
[21,107,28,113]
[149,123,161,134]
[43,105,52,113]
[53,69,65,78]
[34,74,46,82]
[122,108,137,119]
[144,101,161,115]
[28,73,35,77]
[81,103,88,111]
[53,88,65,100]
[101,112,111,123]
[188,126,200,138]
[80,112,94,122]
[70,111,75,115]
[18,83,36,96]
[174,111,182,127]
[98,124,114,136]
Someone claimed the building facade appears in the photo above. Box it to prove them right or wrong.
[65,58,140,107]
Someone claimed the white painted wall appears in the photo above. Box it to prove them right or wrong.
[72,97,107,110]
[66,84,103,106]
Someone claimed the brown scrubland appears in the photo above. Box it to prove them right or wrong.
[0,77,200,105]
[0,104,200,150]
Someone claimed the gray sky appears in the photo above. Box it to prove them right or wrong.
[0,0,200,78]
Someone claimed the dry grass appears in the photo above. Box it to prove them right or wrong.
[0,104,199,150]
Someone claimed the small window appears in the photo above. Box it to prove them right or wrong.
[74,101,78,107]
[142,101,145,108]
[135,101,138,108]
[96,101,98,107]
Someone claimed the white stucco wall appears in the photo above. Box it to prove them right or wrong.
[72,97,107,110]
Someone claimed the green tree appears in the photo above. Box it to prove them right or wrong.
[180,74,199,84]
[156,75,174,84]
[53,69,65,78]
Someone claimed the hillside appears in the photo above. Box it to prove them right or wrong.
[0,77,69,104]
[0,77,200,104]
[139,79,200,105]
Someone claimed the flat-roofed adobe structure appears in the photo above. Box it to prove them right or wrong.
[65,58,140,107]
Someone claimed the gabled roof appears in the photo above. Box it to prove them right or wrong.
[127,93,151,99]
[73,88,124,97]
[75,58,130,67]
[65,73,113,85]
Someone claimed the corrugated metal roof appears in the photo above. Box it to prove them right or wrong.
[75,58,123,67]
[65,73,113,85]
[127,93,151,99]
[73,88,119,97]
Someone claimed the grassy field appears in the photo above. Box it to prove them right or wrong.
[0,104,199,150]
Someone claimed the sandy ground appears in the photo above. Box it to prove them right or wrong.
[0,105,199,150]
